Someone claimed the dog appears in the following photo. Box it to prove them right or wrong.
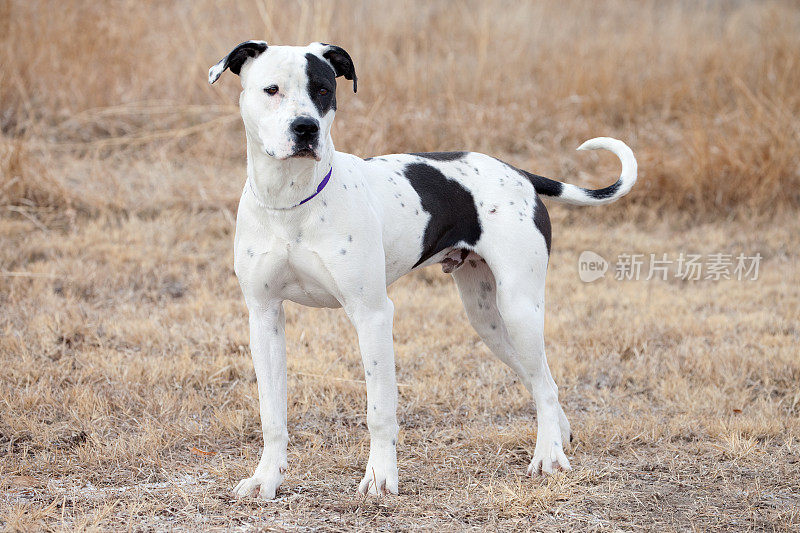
[208,41,637,498]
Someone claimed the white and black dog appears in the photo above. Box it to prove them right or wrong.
[209,41,637,498]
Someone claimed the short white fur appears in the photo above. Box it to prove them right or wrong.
[209,41,638,499]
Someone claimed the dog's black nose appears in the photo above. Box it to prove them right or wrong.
[291,117,319,140]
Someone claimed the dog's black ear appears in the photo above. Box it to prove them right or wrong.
[320,44,357,93]
[208,40,268,84]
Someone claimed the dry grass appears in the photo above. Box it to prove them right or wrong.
[2,208,798,530]
[2,0,800,531]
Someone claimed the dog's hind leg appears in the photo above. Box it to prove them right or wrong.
[452,254,571,475]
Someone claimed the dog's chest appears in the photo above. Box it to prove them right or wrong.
[234,217,344,309]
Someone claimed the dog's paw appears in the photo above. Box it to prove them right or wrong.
[358,462,399,496]
[527,439,571,476]
[232,467,285,500]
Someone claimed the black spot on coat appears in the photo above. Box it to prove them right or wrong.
[533,195,551,255]
[409,152,466,162]
[403,163,482,268]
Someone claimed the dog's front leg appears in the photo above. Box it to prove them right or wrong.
[233,302,288,500]
[347,299,399,495]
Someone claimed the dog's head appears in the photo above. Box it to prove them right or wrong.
[209,41,356,161]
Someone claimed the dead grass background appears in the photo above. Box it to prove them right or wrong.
[1,0,799,530]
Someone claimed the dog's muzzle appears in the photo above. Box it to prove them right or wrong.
[290,116,320,159]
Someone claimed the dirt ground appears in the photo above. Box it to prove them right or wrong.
[2,193,798,531]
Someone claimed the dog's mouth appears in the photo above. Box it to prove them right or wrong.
[265,145,320,161]
[291,147,317,159]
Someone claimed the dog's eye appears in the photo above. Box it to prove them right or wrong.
[264,85,279,95]
[318,88,328,96]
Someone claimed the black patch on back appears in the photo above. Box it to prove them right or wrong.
[409,152,467,162]
[587,180,621,199]
[403,163,482,268]
[305,53,337,114]
[533,195,551,255]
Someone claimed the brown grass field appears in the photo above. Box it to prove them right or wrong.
[2,0,799,530]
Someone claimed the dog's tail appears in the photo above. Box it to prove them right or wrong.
[524,137,637,206]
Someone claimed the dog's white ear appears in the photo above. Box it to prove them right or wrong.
[208,40,268,84]
[319,43,357,93]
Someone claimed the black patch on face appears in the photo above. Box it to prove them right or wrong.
[305,53,337,114]
[403,163,482,268]
[409,152,466,162]
[533,194,551,255]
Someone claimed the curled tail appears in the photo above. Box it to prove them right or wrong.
[524,137,638,206]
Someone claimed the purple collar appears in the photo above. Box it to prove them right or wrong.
[294,167,332,207]
[248,167,332,210]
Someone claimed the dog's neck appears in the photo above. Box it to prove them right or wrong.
[245,132,334,210]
